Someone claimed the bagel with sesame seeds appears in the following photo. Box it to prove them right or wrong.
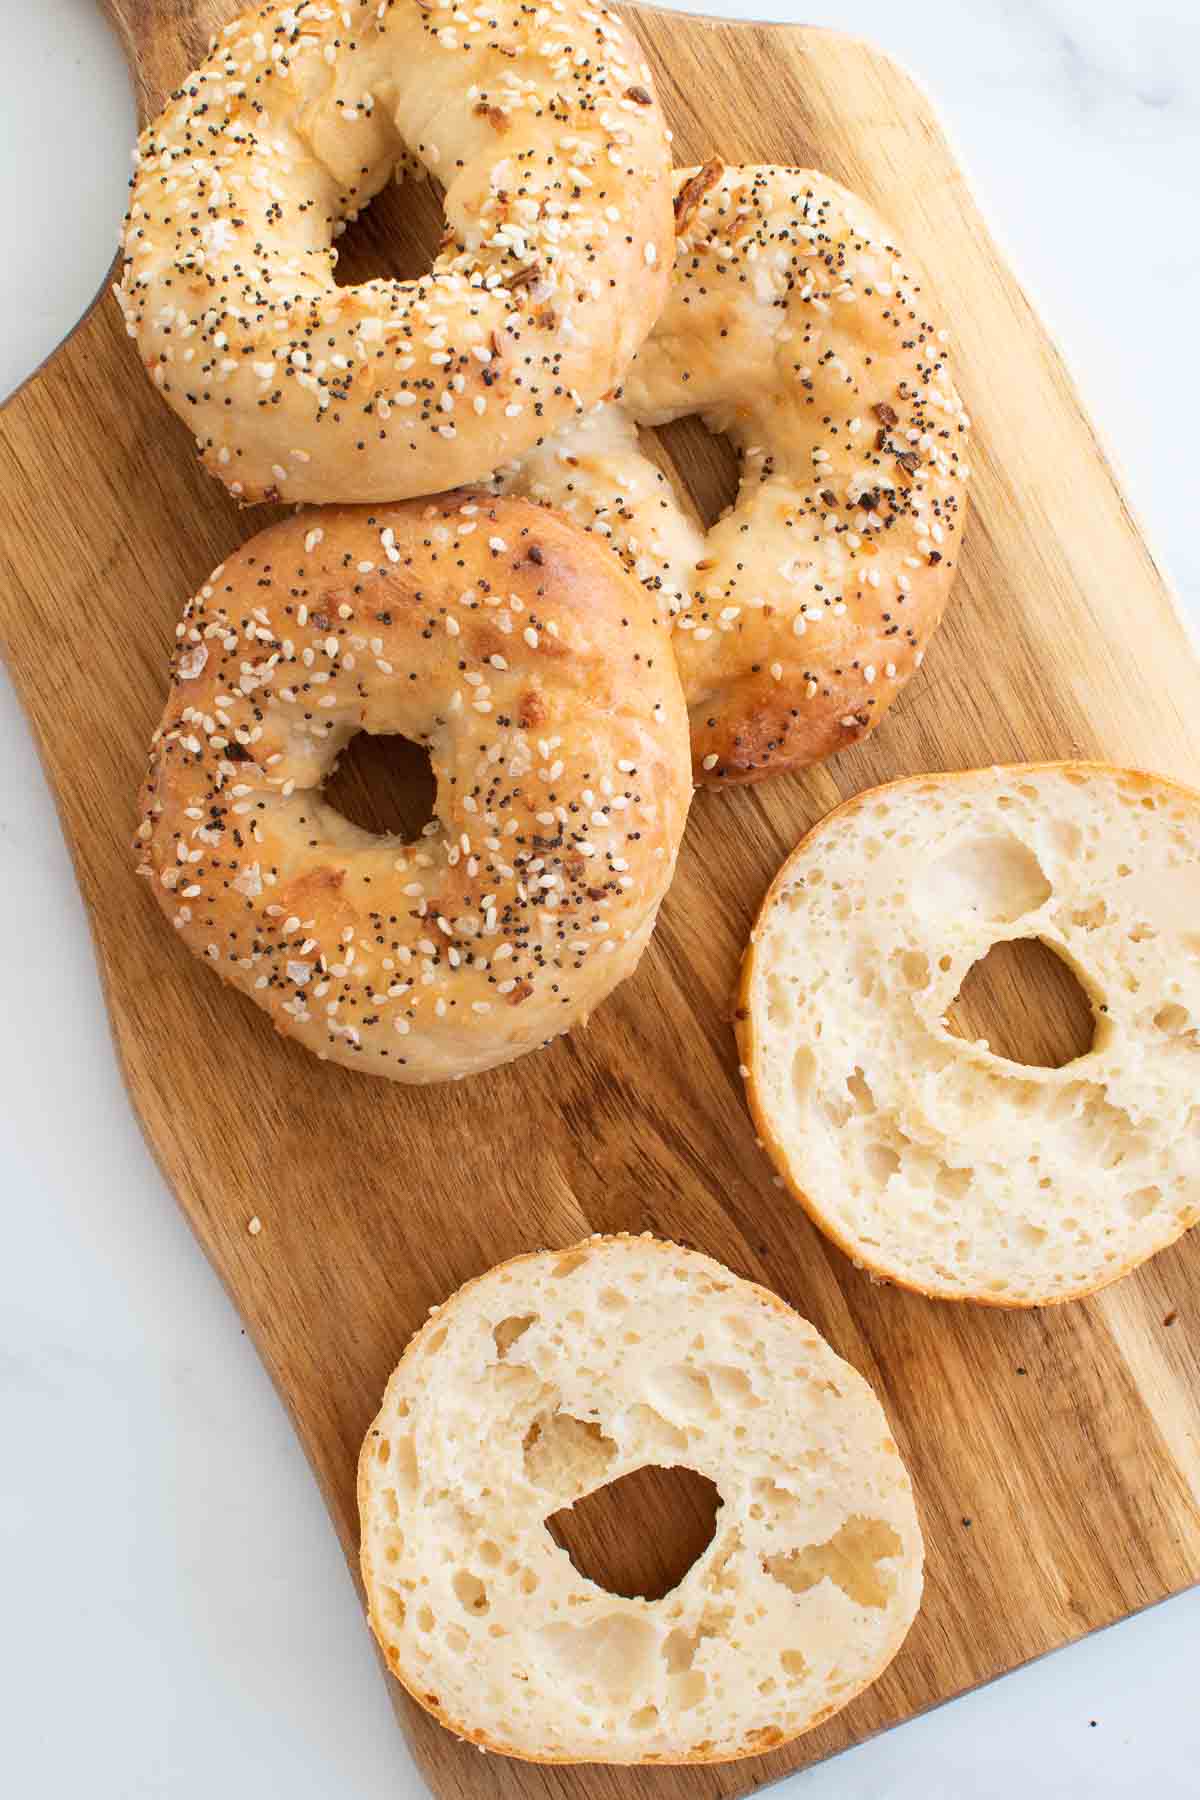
[494,164,970,786]
[115,0,673,505]
[135,494,692,1083]
[358,1234,923,1764]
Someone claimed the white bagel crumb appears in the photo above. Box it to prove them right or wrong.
[739,763,1200,1305]
[359,1235,922,1762]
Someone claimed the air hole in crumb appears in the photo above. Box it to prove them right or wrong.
[381,1588,407,1631]
[524,1411,617,1497]
[664,1626,699,1673]
[899,950,930,989]
[546,1465,722,1602]
[913,832,1051,923]
[767,972,794,1028]
[1154,1003,1196,1043]
[746,1725,785,1749]
[646,1363,717,1423]
[393,1435,418,1493]
[792,1046,816,1104]
[934,1163,972,1201]
[452,1570,489,1615]
[865,1143,901,1184]
[493,1314,536,1358]
[709,1365,761,1407]
[753,1476,804,1519]
[539,1613,658,1702]
[845,1067,875,1113]
[324,732,438,840]
[945,938,1095,1068]
[764,1516,902,1609]
[781,1649,809,1677]
[625,1402,688,1454]
[1126,1185,1161,1220]
[1071,899,1107,931]
[1047,819,1083,859]
[552,1249,591,1278]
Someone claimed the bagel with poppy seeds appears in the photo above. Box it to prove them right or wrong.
[115,0,674,504]
[135,494,692,1083]
[738,764,1200,1304]
[495,163,969,785]
[358,1235,923,1763]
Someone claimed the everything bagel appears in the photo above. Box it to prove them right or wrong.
[115,0,674,504]
[135,495,692,1083]
[497,164,970,785]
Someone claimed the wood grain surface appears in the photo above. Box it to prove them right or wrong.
[3,2,1200,1794]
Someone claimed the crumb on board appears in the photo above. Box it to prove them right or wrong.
[248,1215,262,1236]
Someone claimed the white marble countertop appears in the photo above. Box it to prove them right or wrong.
[2,2,1198,1795]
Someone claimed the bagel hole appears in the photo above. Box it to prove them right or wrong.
[546,1464,721,1602]
[333,172,447,289]
[945,938,1095,1069]
[324,732,437,840]
[641,416,740,533]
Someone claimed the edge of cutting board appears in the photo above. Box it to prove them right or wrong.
[3,6,1200,1799]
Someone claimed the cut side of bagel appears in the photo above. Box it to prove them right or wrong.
[359,1235,922,1764]
[739,763,1200,1306]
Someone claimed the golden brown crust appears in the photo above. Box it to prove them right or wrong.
[135,495,692,1083]
[737,761,1200,1306]
[497,165,968,787]
[692,665,884,785]
[359,1233,922,1764]
[116,0,673,504]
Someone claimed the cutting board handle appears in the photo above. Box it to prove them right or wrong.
[99,0,235,123]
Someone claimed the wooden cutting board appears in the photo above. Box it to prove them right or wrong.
[4,2,1200,1793]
